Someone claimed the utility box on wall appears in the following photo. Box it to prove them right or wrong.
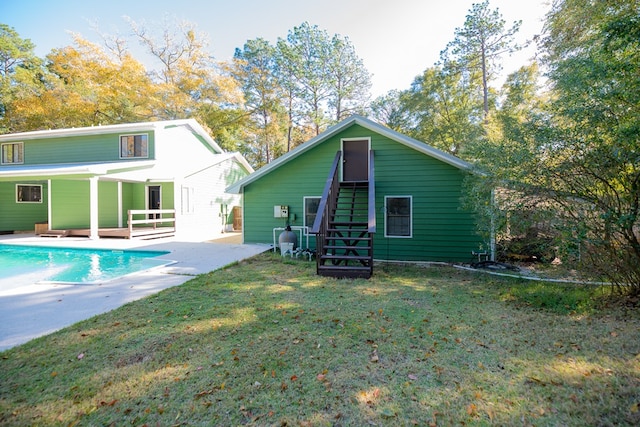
[274,205,289,218]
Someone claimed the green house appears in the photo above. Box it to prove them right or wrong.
[228,115,489,277]
[0,119,252,240]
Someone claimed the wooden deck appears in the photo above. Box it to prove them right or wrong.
[39,209,176,239]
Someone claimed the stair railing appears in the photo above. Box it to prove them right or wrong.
[311,151,342,273]
[367,150,376,234]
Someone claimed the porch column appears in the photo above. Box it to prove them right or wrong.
[117,181,123,228]
[89,176,99,240]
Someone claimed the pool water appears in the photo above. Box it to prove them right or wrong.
[0,244,171,284]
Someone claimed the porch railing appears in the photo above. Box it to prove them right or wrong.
[127,209,176,234]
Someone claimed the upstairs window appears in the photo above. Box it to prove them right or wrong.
[120,134,148,158]
[385,196,412,238]
[17,184,42,203]
[2,142,24,164]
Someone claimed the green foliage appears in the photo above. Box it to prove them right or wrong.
[537,0,640,292]
[441,0,523,119]
[499,281,601,314]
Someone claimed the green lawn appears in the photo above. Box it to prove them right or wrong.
[1,253,639,426]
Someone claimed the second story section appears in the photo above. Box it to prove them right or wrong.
[0,123,160,167]
[0,119,225,171]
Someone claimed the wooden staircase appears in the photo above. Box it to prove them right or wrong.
[311,151,376,279]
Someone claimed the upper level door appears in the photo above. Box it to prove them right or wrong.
[341,138,370,182]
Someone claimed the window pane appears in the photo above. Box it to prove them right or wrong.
[386,197,411,237]
[2,143,23,164]
[305,197,320,228]
[17,185,42,203]
[120,135,148,158]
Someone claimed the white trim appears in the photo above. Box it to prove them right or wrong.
[384,195,413,238]
[47,179,52,227]
[119,133,149,159]
[89,176,99,240]
[303,196,321,233]
[117,182,123,228]
[15,183,42,203]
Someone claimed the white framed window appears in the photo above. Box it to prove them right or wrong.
[2,142,24,164]
[304,196,321,232]
[16,184,42,203]
[384,195,412,238]
[120,134,148,158]
[181,186,195,214]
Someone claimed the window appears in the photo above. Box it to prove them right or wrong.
[385,196,412,237]
[2,142,24,164]
[120,134,148,158]
[181,186,195,214]
[304,196,321,231]
[16,184,42,203]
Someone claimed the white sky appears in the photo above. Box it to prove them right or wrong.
[2,0,550,97]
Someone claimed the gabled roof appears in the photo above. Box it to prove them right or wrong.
[0,118,224,154]
[227,114,473,194]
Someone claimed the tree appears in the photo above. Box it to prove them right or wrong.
[538,0,640,292]
[398,62,484,156]
[0,23,43,132]
[232,38,288,167]
[441,0,522,121]
[325,34,371,121]
[368,90,410,130]
[128,17,242,123]
[276,22,333,137]
[275,22,372,142]
[469,0,639,294]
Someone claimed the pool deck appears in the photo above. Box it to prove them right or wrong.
[0,232,271,351]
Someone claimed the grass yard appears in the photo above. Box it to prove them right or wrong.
[1,253,639,426]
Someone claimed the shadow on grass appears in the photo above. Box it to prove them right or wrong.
[1,253,639,426]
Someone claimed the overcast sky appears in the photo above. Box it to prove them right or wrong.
[2,0,550,97]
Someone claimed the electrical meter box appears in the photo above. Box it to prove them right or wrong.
[274,205,289,218]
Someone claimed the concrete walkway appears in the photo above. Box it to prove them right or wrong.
[0,233,270,351]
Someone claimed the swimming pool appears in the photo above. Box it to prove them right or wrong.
[0,244,172,284]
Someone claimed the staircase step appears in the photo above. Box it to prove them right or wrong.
[320,254,372,262]
[317,264,372,279]
[325,236,371,241]
[330,223,368,228]
[324,244,372,251]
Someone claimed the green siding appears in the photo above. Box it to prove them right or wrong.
[0,181,48,231]
[4,131,155,165]
[243,136,338,246]
[98,181,119,227]
[243,124,484,262]
[51,180,90,229]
